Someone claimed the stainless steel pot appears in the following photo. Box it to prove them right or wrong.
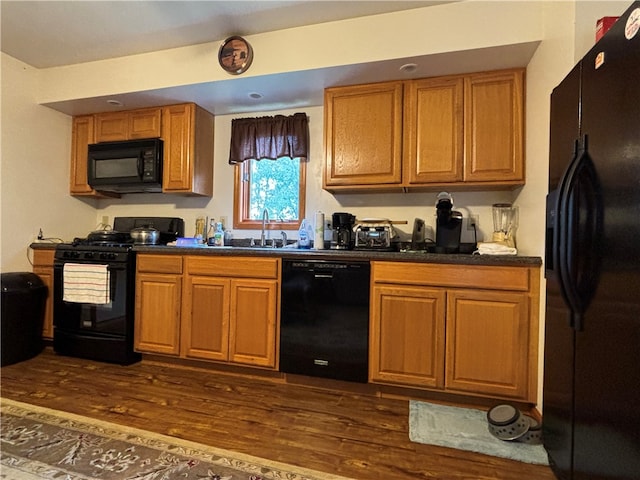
[130,226,160,245]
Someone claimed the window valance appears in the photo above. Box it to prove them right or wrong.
[228,112,309,164]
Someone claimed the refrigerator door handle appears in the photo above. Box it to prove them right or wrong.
[556,135,603,330]
[552,140,579,323]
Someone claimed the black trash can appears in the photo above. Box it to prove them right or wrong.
[1,272,48,367]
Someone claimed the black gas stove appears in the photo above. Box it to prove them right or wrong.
[53,217,183,365]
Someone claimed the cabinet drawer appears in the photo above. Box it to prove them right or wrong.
[33,249,55,267]
[137,254,183,274]
[186,256,280,279]
[372,261,530,291]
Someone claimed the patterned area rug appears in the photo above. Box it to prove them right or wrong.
[0,398,354,480]
[409,400,549,465]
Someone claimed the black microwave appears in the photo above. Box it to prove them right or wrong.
[88,138,163,193]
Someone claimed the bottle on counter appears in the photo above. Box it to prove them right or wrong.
[213,222,224,246]
[298,219,311,249]
[207,219,216,246]
[195,216,206,243]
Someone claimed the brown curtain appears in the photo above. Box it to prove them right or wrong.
[228,112,309,164]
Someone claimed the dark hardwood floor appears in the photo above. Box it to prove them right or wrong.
[0,349,556,480]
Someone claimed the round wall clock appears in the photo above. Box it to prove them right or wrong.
[218,36,253,75]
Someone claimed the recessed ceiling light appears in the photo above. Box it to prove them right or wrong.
[106,99,123,106]
[399,63,418,74]
[248,92,263,99]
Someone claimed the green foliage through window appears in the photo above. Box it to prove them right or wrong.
[248,157,300,221]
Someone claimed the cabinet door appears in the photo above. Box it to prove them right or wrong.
[324,82,403,189]
[445,289,529,399]
[134,273,181,355]
[405,76,464,184]
[464,69,524,183]
[129,108,162,139]
[70,115,96,195]
[32,249,55,339]
[370,285,445,388]
[162,103,194,192]
[229,278,278,368]
[182,276,230,361]
[95,112,129,142]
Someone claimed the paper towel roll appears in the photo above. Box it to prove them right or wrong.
[314,211,325,249]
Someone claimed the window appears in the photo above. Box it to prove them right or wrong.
[234,156,306,229]
[230,113,308,230]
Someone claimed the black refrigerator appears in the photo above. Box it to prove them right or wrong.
[543,2,640,479]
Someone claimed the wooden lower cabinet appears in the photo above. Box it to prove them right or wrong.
[369,261,539,402]
[135,254,279,370]
[228,278,278,367]
[182,257,279,369]
[445,289,530,399]
[182,276,230,361]
[32,248,55,339]
[370,285,445,388]
[134,255,183,355]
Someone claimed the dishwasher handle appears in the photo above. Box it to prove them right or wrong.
[314,272,334,279]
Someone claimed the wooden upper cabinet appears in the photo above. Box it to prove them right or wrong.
[161,103,214,196]
[129,108,162,139]
[95,107,162,142]
[404,76,464,184]
[70,115,95,195]
[323,68,525,191]
[70,116,117,198]
[464,69,524,184]
[70,103,213,197]
[324,81,403,189]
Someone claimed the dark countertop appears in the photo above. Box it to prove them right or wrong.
[132,244,542,267]
[31,242,541,267]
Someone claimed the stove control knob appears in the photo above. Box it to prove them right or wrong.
[84,252,94,259]
[72,251,80,259]
[99,253,108,260]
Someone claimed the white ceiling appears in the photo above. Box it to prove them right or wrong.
[1,1,539,115]
[1,1,452,68]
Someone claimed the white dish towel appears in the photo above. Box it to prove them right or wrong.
[475,242,518,256]
[63,263,111,304]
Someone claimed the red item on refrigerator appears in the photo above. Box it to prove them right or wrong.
[596,16,619,41]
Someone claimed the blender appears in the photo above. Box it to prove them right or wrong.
[492,203,516,247]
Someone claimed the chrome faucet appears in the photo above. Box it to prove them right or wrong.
[260,209,269,247]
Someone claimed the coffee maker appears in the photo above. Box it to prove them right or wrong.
[435,192,463,253]
[331,212,355,250]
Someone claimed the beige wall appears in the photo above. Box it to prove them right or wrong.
[0,54,96,272]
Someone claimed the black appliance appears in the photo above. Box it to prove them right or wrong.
[1,273,47,366]
[88,138,163,193]
[280,259,370,383]
[331,212,355,250]
[543,4,640,479]
[435,192,462,253]
[53,216,184,365]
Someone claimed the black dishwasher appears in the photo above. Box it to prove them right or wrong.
[280,259,370,383]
